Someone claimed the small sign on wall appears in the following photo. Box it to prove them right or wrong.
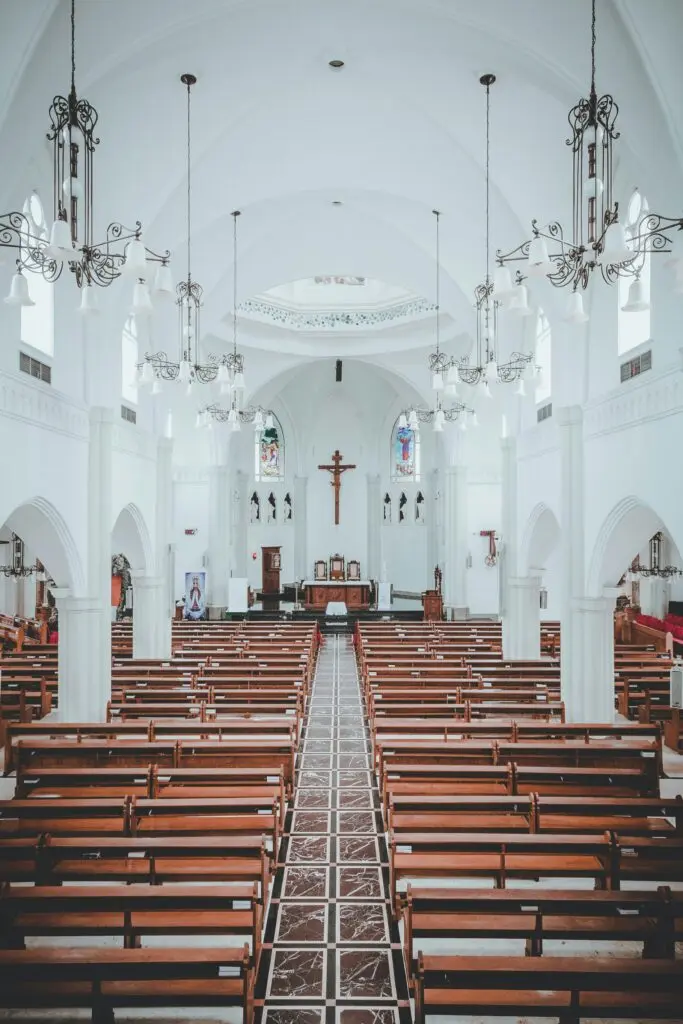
[184,528,198,535]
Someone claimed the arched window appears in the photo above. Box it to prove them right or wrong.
[255,415,284,482]
[266,492,277,522]
[392,417,421,482]
[535,308,552,404]
[20,193,54,357]
[121,315,138,404]
[618,191,651,355]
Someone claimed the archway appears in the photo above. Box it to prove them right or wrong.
[2,497,85,596]
[520,503,562,621]
[587,496,680,597]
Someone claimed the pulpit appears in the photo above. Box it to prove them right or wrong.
[261,545,281,611]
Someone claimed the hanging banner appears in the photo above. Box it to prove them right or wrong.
[184,571,206,620]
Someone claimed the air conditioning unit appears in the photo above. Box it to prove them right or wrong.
[671,665,683,708]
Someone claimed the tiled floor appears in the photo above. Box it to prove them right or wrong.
[255,633,412,1024]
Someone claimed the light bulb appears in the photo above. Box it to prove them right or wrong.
[178,359,192,383]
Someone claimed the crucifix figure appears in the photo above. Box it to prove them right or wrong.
[318,449,356,525]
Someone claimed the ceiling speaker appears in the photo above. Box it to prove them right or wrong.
[335,359,342,382]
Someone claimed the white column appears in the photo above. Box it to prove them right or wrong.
[207,463,231,610]
[570,590,619,722]
[366,473,381,580]
[505,576,542,659]
[557,406,584,714]
[130,573,167,660]
[426,468,440,581]
[500,436,519,656]
[442,465,468,613]
[88,407,114,716]
[231,470,248,579]
[155,436,174,659]
[53,591,104,721]
[293,476,308,579]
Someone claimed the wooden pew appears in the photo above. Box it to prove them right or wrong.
[414,955,683,1023]
[0,946,254,1024]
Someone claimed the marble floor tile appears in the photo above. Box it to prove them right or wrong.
[337,836,380,864]
[276,902,327,943]
[265,1010,324,1024]
[337,754,371,771]
[291,810,332,834]
[336,1009,399,1024]
[337,949,394,999]
[337,811,377,834]
[299,769,334,788]
[300,754,334,770]
[336,867,384,898]
[337,903,389,944]
[282,866,329,899]
[337,788,374,809]
[287,835,330,862]
[303,738,334,753]
[337,771,372,789]
[268,948,326,998]
[338,739,369,752]
[294,788,331,810]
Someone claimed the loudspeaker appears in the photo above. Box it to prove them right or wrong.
[335,359,342,382]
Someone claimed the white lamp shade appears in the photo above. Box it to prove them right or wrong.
[432,409,445,432]
[253,409,264,429]
[526,235,552,277]
[77,283,99,314]
[178,359,192,383]
[471,411,479,427]
[227,408,238,424]
[232,371,245,391]
[515,378,526,397]
[603,222,633,265]
[151,379,163,396]
[493,265,515,299]
[130,280,153,316]
[194,411,204,429]
[485,358,498,383]
[63,175,84,201]
[446,365,459,387]
[230,419,241,432]
[510,283,533,317]
[265,413,275,430]
[123,238,148,277]
[445,382,458,397]
[140,361,155,386]
[459,415,468,431]
[397,413,408,429]
[482,381,492,399]
[408,410,419,430]
[4,271,35,307]
[582,175,604,198]
[153,263,174,296]
[217,364,230,384]
[431,371,444,392]
[46,218,73,260]
[621,277,650,313]
[563,290,589,324]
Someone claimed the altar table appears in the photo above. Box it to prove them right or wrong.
[303,580,371,612]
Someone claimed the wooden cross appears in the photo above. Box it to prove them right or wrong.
[318,449,356,525]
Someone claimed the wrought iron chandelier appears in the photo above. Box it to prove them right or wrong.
[138,77,245,393]
[398,404,476,434]
[0,535,47,579]
[494,0,683,323]
[429,78,533,394]
[2,0,172,314]
[197,405,274,433]
[625,532,682,581]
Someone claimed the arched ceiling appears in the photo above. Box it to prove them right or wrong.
[2,0,682,377]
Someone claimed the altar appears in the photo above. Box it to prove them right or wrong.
[303,580,372,612]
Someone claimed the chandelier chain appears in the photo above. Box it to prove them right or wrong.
[70,0,76,92]
[232,210,238,356]
[433,208,440,355]
[590,0,596,97]
[485,75,491,286]
[186,77,192,285]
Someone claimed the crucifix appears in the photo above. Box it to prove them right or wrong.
[318,449,356,525]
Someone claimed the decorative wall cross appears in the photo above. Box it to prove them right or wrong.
[318,450,356,525]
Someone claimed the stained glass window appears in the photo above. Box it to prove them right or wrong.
[392,419,420,481]
[255,418,284,481]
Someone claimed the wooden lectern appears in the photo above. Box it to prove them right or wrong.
[261,546,281,611]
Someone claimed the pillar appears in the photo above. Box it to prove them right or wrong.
[231,470,248,579]
[207,463,231,610]
[570,591,620,722]
[131,573,168,659]
[88,407,114,716]
[557,406,584,715]
[442,465,468,614]
[366,473,381,580]
[505,576,542,659]
[155,436,174,658]
[500,436,519,655]
[294,476,308,579]
[53,591,104,721]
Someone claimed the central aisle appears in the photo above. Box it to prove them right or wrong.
[257,633,411,1023]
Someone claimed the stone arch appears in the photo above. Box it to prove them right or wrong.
[111,503,153,572]
[3,497,86,595]
[587,495,678,597]
[520,502,561,575]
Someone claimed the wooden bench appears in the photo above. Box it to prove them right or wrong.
[0,946,254,1024]
[0,882,263,963]
[401,886,683,976]
[414,954,683,1023]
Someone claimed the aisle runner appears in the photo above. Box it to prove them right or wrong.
[256,633,412,1023]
